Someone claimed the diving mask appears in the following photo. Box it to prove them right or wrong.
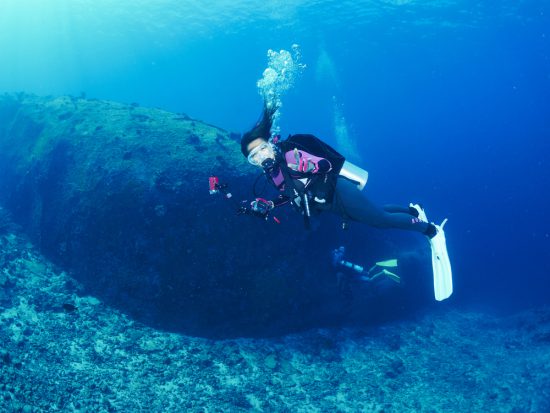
[247,141,276,167]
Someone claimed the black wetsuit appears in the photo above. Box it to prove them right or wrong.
[268,134,432,235]
[331,178,431,234]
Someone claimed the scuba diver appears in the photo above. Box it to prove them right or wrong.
[331,246,401,305]
[236,103,453,301]
[332,246,400,284]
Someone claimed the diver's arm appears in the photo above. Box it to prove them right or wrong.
[272,195,291,208]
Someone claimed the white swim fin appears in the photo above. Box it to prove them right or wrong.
[430,219,453,301]
[410,204,453,301]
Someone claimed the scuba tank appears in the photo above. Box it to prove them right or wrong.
[339,161,369,190]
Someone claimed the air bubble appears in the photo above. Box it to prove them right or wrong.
[256,45,306,135]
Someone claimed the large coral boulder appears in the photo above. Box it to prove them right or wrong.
[0,94,372,336]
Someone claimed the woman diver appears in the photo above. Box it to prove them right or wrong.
[240,104,435,236]
[239,103,453,301]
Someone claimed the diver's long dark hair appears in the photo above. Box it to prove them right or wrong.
[240,103,278,156]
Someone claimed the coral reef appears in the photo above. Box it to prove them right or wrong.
[0,206,16,234]
[2,93,396,337]
[0,231,548,412]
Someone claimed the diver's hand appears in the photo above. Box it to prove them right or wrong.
[288,148,316,173]
[250,198,274,219]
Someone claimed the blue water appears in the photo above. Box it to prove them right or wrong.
[1,0,549,312]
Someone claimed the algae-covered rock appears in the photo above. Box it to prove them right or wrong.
[264,354,278,369]
[0,93,344,337]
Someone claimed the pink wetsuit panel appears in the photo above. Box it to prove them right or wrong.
[284,150,332,173]
[271,168,285,187]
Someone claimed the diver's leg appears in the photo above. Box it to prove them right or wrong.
[333,178,433,234]
[383,204,420,217]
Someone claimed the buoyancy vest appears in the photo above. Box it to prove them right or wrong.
[273,134,346,207]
